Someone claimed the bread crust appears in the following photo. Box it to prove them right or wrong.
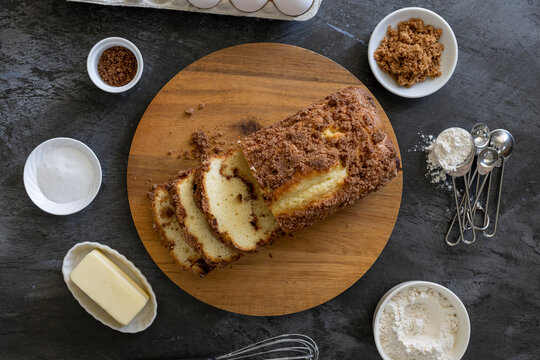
[148,184,213,277]
[241,86,401,232]
[169,169,242,267]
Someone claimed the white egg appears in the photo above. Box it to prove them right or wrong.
[273,0,314,16]
[230,0,268,13]
[187,0,221,9]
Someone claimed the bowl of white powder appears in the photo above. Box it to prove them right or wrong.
[24,138,102,215]
[433,127,474,177]
[373,281,470,360]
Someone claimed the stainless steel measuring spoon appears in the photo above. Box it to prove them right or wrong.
[483,129,514,237]
[436,128,476,246]
[467,123,491,230]
[467,147,498,232]
[471,123,490,153]
[445,124,490,245]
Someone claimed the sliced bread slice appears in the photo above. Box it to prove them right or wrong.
[195,149,280,253]
[149,184,212,277]
[170,169,242,267]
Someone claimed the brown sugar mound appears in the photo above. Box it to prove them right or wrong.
[98,46,138,87]
[374,18,444,87]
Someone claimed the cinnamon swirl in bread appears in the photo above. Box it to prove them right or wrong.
[194,149,280,253]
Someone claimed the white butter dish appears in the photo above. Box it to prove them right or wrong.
[62,242,157,333]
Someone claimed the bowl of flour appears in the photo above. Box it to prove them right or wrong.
[373,281,470,360]
[24,138,102,215]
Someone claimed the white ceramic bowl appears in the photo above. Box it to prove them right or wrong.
[87,37,143,93]
[373,281,470,360]
[23,137,102,215]
[62,242,158,333]
[368,7,458,98]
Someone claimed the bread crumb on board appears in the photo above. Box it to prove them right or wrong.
[177,130,230,162]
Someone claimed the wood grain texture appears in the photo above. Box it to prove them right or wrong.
[127,43,402,316]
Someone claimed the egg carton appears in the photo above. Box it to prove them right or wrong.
[67,0,323,21]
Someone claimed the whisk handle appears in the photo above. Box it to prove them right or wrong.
[158,357,214,360]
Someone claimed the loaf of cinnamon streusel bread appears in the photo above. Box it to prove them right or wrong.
[240,86,401,233]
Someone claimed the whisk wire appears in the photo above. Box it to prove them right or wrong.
[216,334,318,360]
[223,356,313,360]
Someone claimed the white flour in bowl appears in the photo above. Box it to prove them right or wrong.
[433,128,473,173]
[378,286,459,360]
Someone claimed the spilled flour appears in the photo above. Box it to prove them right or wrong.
[409,133,452,191]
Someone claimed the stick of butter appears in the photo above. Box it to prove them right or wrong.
[70,249,149,326]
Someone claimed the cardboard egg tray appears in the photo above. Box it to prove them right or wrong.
[67,0,323,21]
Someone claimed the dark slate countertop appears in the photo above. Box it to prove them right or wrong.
[1,1,538,359]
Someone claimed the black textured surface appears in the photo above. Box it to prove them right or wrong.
[1,1,539,359]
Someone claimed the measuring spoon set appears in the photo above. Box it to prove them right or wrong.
[435,124,514,246]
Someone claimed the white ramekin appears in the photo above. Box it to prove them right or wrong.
[373,281,470,360]
[87,37,143,93]
[23,137,102,215]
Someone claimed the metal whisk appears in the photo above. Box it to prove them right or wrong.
[161,334,319,360]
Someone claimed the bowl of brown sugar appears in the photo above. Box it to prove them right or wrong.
[368,7,458,98]
[87,37,143,93]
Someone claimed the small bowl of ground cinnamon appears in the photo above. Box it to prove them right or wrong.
[87,37,143,93]
[368,7,458,98]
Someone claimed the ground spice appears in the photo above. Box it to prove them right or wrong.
[98,46,137,87]
[374,18,444,87]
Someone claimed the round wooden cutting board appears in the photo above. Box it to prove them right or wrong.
[127,43,402,316]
